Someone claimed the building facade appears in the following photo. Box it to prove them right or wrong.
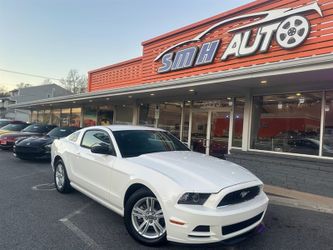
[10,0,333,197]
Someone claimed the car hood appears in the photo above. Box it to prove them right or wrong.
[16,136,53,147]
[0,130,11,135]
[1,132,42,139]
[127,151,260,192]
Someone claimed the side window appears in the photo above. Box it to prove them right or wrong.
[68,131,80,142]
[81,130,115,154]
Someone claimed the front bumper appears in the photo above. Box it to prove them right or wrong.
[166,185,269,244]
[0,141,15,149]
[13,146,50,160]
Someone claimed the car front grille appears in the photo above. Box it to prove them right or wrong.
[222,212,263,235]
[218,186,260,207]
[15,146,42,153]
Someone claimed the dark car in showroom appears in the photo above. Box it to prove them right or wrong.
[0,124,57,150]
[14,126,79,160]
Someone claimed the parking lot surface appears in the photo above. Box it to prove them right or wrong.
[0,150,332,250]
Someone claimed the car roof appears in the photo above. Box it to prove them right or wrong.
[83,125,165,132]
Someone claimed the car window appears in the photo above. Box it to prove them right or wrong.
[68,131,80,142]
[81,130,115,153]
[1,123,27,131]
[48,127,78,138]
[22,124,55,133]
[113,130,190,158]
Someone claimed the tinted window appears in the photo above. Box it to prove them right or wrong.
[22,124,56,133]
[0,121,10,128]
[47,127,79,138]
[113,130,190,158]
[81,130,113,149]
[1,123,28,131]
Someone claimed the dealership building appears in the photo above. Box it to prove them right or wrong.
[11,0,333,197]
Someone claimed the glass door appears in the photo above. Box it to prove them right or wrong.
[208,112,230,159]
[190,111,208,154]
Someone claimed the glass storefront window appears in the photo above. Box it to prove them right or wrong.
[31,110,38,123]
[251,92,322,156]
[323,91,333,157]
[83,107,97,127]
[139,104,156,127]
[60,108,70,127]
[70,108,81,127]
[37,110,43,123]
[52,109,60,126]
[115,105,133,125]
[232,98,245,147]
[97,105,114,125]
[158,103,182,138]
[43,110,51,125]
[182,102,190,142]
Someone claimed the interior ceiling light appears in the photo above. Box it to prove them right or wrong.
[128,95,132,98]
[150,93,155,96]
[189,89,195,92]
[260,80,268,84]
[296,93,302,96]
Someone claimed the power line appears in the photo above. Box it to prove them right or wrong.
[0,68,61,81]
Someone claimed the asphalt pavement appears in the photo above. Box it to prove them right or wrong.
[0,150,332,250]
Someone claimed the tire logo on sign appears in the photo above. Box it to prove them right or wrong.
[155,2,323,73]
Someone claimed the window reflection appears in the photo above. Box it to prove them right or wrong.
[323,91,333,157]
[232,98,245,147]
[251,92,322,156]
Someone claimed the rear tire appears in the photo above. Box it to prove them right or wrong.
[124,188,167,246]
[54,159,72,193]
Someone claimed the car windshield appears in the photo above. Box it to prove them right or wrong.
[47,127,78,138]
[22,124,48,133]
[1,123,27,131]
[113,130,189,158]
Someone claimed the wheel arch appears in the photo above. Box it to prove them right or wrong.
[123,183,152,208]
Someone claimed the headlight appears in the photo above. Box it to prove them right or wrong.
[177,193,211,205]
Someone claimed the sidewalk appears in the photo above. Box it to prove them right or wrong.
[264,184,333,214]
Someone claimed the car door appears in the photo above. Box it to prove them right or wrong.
[74,129,117,203]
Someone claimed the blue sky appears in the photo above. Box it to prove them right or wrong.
[0,0,252,90]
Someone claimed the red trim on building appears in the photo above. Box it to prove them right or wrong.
[89,0,333,92]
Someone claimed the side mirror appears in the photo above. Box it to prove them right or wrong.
[91,143,113,155]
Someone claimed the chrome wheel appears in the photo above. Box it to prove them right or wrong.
[276,15,310,49]
[55,163,65,189]
[131,197,166,239]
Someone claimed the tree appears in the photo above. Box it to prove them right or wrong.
[42,78,55,85]
[0,86,8,97]
[60,69,87,94]
[16,82,32,89]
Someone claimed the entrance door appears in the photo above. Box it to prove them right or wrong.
[209,112,230,159]
[190,111,208,154]
[190,110,231,159]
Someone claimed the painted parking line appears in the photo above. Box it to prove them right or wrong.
[32,183,56,191]
[59,202,103,250]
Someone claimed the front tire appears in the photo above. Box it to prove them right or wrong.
[124,188,167,246]
[54,159,72,193]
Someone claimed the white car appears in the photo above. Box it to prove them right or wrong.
[51,125,268,246]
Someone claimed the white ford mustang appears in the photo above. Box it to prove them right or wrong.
[51,125,268,246]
